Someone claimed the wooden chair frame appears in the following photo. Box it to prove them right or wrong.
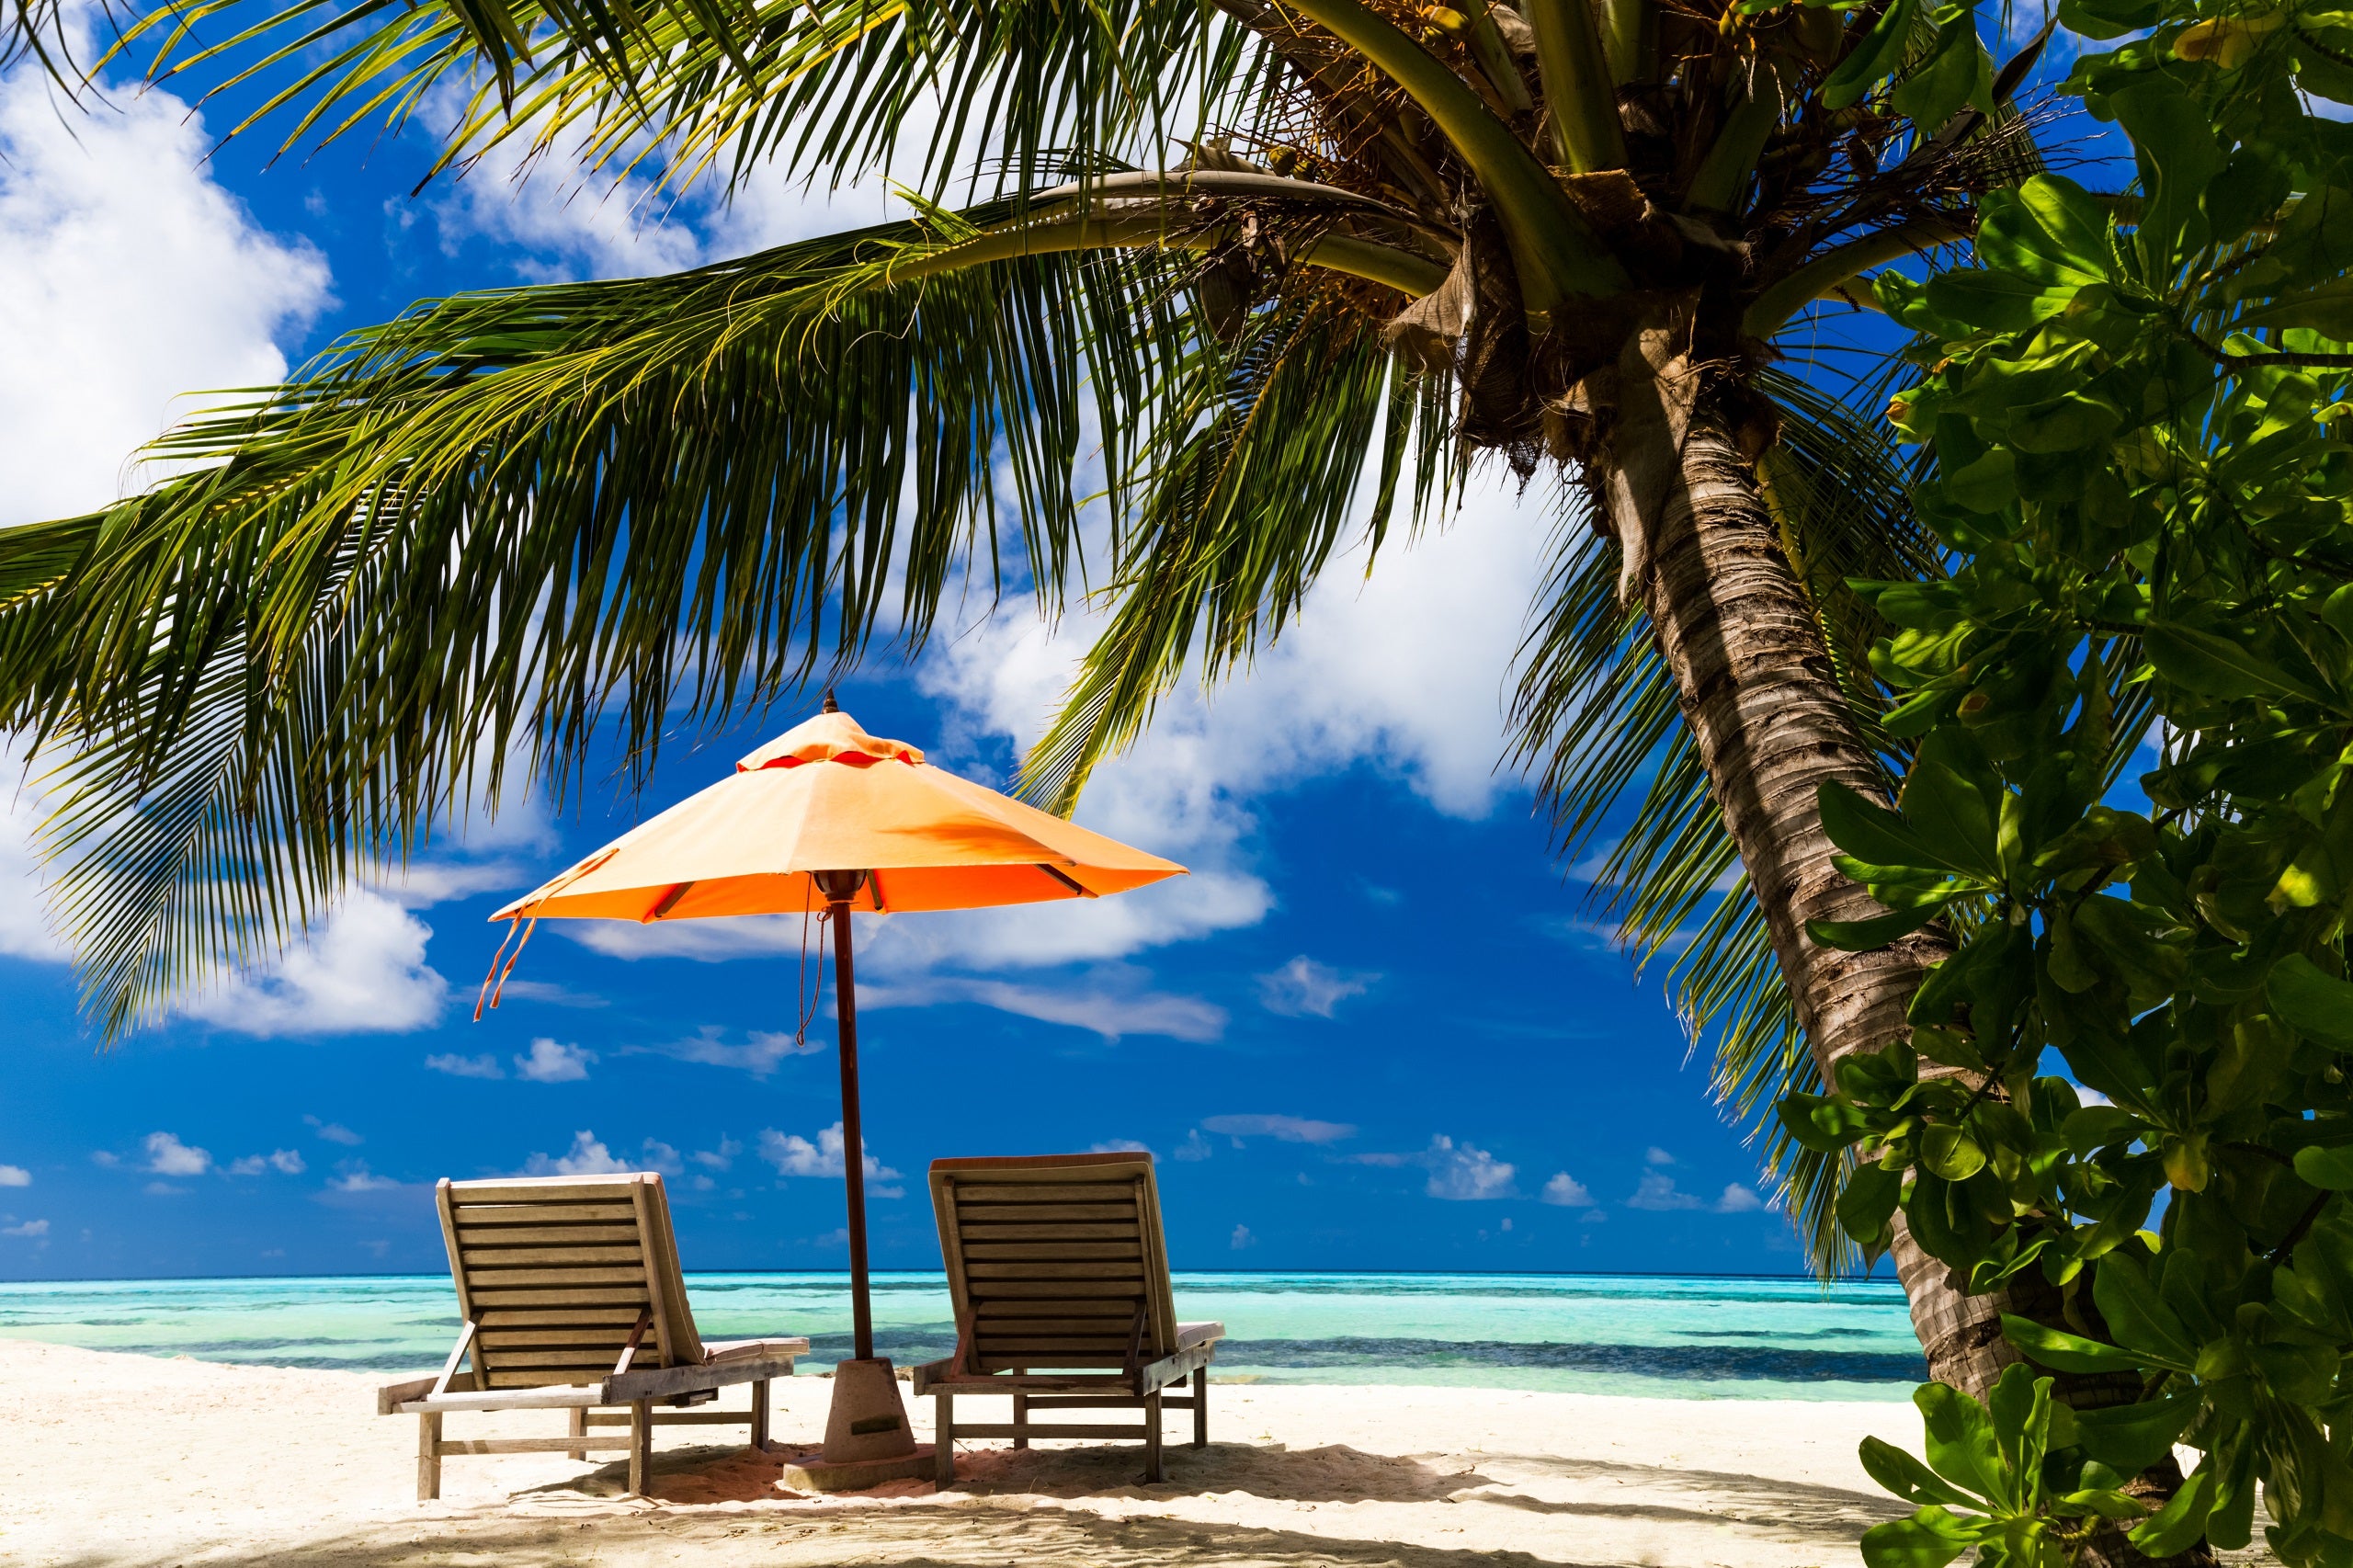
[376,1174,808,1499]
[910,1153,1225,1485]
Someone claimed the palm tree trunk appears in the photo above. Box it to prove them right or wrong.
[1593,381,2201,1565]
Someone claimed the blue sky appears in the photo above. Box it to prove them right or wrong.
[0,25,1854,1283]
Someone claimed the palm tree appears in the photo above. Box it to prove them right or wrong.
[0,0,2081,1408]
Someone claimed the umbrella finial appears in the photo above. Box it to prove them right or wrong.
[822,688,839,714]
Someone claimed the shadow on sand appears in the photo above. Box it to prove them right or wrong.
[44,1441,1911,1568]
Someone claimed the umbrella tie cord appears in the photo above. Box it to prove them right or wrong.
[791,903,829,1050]
[472,849,618,1020]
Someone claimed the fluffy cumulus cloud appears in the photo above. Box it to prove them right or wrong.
[1352,1133,1518,1199]
[513,1038,597,1083]
[0,1165,28,1187]
[1255,956,1378,1018]
[307,1118,364,1146]
[1627,1167,1769,1213]
[757,1121,899,1184]
[1540,1172,1594,1207]
[0,49,330,532]
[1172,1130,1213,1162]
[3,1217,48,1237]
[1230,1224,1256,1250]
[328,1161,403,1192]
[1201,1113,1358,1146]
[179,890,448,1038]
[521,1131,632,1176]
[143,1131,210,1177]
[1420,1135,1517,1201]
[1087,1139,1152,1154]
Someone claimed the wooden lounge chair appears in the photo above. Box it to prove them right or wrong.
[911,1152,1225,1484]
[376,1173,809,1500]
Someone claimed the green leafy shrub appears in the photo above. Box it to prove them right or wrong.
[1780,5,2353,1562]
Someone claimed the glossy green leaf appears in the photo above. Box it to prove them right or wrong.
[2270,954,2353,1049]
[2000,1313,2150,1373]
[1860,1508,1985,1568]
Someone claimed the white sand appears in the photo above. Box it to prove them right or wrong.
[0,1339,1916,1568]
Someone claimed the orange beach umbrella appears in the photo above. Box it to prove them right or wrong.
[484,699,1186,1365]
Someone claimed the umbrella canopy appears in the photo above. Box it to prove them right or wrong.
[483,701,1186,1415]
[489,709,1183,924]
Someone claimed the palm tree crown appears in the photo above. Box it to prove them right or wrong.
[0,0,2063,1286]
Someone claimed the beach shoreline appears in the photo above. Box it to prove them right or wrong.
[0,1336,1915,1568]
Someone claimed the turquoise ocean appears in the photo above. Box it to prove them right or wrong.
[0,1272,1920,1401]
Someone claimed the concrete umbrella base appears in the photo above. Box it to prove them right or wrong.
[775,1447,941,1493]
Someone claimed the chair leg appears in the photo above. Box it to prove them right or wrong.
[749,1379,770,1451]
[934,1393,956,1488]
[628,1400,653,1495]
[416,1412,443,1502]
[1192,1366,1209,1448]
[1012,1390,1029,1449]
[568,1406,588,1461]
[1143,1391,1165,1483]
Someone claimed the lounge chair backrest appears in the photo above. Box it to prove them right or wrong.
[929,1153,1178,1373]
[437,1172,704,1389]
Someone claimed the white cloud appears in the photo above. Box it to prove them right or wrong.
[0,1165,27,1187]
[862,971,1226,1042]
[225,1149,304,1176]
[624,1025,824,1077]
[1088,1139,1152,1154]
[1422,1135,1516,1201]
[693,1137,742,1171]
[1540,1172,1594,1208]
[640,1140,684,1176]
[1628,1171,1702,1210]
[328,1162,403,1192]
[3,1218,48,1237]
[1256,956,1377,1018]
[426,1052,505,1080]
[904,472,1554,976]
[1715,1184,1768,1213]
[1173,1130,1212,1162]
[143,1131,210,1177]
[180,889,446,1037]
[0,49,330,531]
[306,1117,363,1146]
[513,1037,596,1083]
[415,76,700,284]
[1230,1223,1256,1250]
[522,1131,631,1176]
[1200,1114,1357,1146]
[0,746,66,964]
[1644,1146,1675,1165]
[757,1121,899,1182]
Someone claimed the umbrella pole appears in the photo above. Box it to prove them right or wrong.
[827,892,875,1363]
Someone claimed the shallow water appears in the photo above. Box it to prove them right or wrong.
[0,1271,1920,1400]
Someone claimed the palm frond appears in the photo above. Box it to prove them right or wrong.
[3,197,1424,1036]
[3,0,98,87]
[126,0,1256,207]
[1019,284,1457,812]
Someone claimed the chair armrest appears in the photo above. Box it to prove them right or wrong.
[377,1375,438,1415]
[1176,1322,1225,1350]
[909,1358,962,1395]
[705,1337,812,1364]
[1137,1341,1219,1396]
